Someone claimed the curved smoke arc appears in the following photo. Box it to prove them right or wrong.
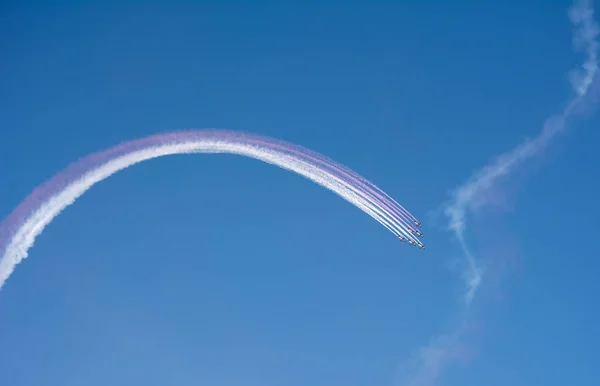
[0,130,423,291]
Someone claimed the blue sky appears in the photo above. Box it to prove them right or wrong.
[1,1,599,385]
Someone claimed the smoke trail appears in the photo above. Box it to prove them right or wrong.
[445,0,599,305]
[569,0,599,96]
[263,138,420,241]
[246,132,421,235]
[279,141,422,230]
[398,1,600,385]
[0,130,422,291]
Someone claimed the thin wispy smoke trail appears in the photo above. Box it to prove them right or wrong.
[569,0,600,96]
[445,0,599,305]
[399,1,600,385]
[0,130,422,291]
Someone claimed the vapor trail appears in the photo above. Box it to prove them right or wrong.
[0,130,422,291]
[399,1,600,385]
[280,141,421,230]
[263,139,420,240]
[445,0,599,305]
[296,152,421,238]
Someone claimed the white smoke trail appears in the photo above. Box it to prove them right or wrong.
[398,1,600,385]
[0,137,414,290]
[306,152,420,228]
[301,147,421,228]
[446,0,599,305]
[274,140,422,241]
[569,0,600,96]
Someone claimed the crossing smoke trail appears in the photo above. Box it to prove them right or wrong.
[0,129,423,291]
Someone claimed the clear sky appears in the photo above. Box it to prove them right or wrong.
[1,1,599,386]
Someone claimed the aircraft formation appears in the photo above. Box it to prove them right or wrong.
[0,129,428,292]
[397,219,425,250]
